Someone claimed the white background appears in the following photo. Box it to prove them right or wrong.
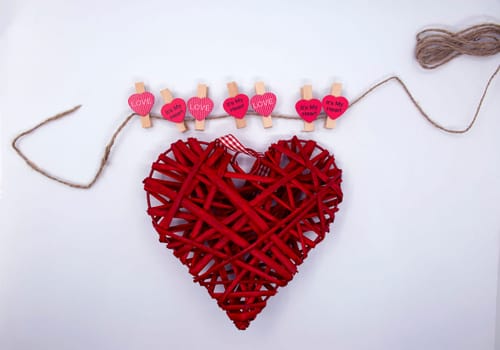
[1,0,500,349]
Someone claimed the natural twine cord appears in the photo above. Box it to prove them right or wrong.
[11,23,500,190]
[416,23,500,69]
[12,110,136,189]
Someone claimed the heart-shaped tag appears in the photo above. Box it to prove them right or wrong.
[144,136,343,330]
[322,95,349,120]
[187,97,214,121]
[295,99,322,122]
[250,92,277,116]
[223,94,249,119]
[128,92,155,116]
[161,98,187,123]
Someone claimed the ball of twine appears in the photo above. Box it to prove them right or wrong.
[415,23,500,69]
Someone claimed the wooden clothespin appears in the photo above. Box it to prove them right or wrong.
[192,84,212,131]
[187,83,214,131]
[322,82,349,129]
[160,89,187,133]
[127,82,153,128]
[196,84,207,130]
[295,85,321,132]
[252,82,276,128]
[223,82,249,129]
[325,83,342,129]
[302,86,313,131]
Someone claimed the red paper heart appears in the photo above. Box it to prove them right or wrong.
[250,92,277,116]
[295,99,322,122]
[128,92,155,116]
[161,98,187,123]
[187,97,214,121]
[143,136,343,330]
[223,94,249,119]
[322,95,349,120]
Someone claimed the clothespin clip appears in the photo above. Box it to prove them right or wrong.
[323,83,349,129]
[223,82,249,129]
[160,89,187,132]
[127,82,154,128]
[187,84,214,131]
[251,82,276,128]
[295,84,322,132]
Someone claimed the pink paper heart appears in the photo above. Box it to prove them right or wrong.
[322,95,349,120]
[128,92,155,116]
[295,99,322,122]
[161,98,187,123]
[187,97,214,121]
[250,92,277,116]
[223,94,249,119]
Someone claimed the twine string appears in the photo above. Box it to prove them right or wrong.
[11,23,500,189]
[415,23,500,69]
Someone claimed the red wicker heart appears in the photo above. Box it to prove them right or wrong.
[143,136,343,330]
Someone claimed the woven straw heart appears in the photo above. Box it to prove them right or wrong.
[143,136,343,330]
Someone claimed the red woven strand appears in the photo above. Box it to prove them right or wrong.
[143,136,343,330]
